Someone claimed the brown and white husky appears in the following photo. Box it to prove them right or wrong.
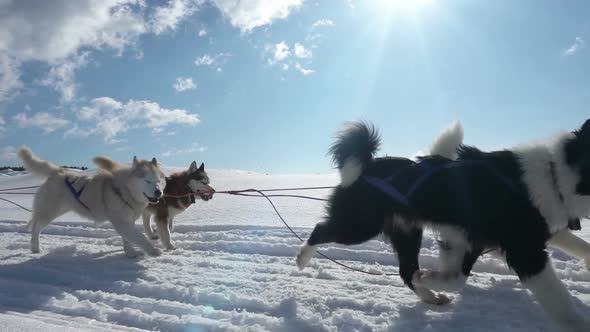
[94,159,214,250]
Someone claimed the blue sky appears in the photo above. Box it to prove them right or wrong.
[0,0,589,174]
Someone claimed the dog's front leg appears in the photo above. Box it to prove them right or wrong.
[509,248,590,332]
[142,211,158,240]
[549,229,590,270]
[169,218,175,233]
[123,239,142,258]
[155,216,176,250]
[112,220,161,257]
[386,222,452,305]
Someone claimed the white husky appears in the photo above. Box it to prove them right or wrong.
[18,147,167,258]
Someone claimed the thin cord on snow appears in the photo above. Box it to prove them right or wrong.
[0,197,32,212]
[0,185,40,191]
[216,188,400,276]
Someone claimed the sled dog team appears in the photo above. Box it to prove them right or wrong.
[18,118,590,331]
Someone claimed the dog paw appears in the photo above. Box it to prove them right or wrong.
[125,250,142,259]
[147,248,162,257]
[414,284,453,305]
[413,269,466,292]
[31,248,40,254]
[427,293,453,305]
[296,243,317,270]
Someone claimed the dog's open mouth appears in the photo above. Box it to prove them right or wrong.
[143,193,159,204]
[198,189,214,201]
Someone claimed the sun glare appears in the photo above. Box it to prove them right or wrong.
[376,0,435,12]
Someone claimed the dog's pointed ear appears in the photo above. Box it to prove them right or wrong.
[151,157,158,166]
[132,156,138,167]
[580,119,590,136]
[199,162,205,171]
[189,161,198,173]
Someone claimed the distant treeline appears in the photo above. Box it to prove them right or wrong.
[0,166,88,171]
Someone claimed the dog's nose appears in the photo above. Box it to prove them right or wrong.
[154,189,162,198]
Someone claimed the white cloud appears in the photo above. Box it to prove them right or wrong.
[173,77,197,92]
[271,42,290,64]
[563,36,585,56]
[162,143,208,157]
[305,18,334,43]
[211,0,303,32]
[0,146,17,162]
[0,1,201,103]
[295,63,315,75]
[150,0,202,35]
[0,1,147,64]
[195,54,215,66]
[347,0,355,13]
[194,53,231,67]
[0,54,23,103]
[13,112,70,134]
[0,115,5,133]
[281,63,290,71]
[39,52,89,103]
[70,97,200,143]
[198,28,207,37]
[311,19,334,30]
[294,43,312,58]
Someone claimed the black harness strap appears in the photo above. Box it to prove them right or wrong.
[364,158,583,230]
[363,159,525,207]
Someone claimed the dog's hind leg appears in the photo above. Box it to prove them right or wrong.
[112,220,161,257]
[549,229,590,270]
[155,216,176,250]
[415,245,482,293]
[28,201,65,253]
[29,216,44,254]
[142,211,158,240]
[507,247,590,332]
[385,218,452,305]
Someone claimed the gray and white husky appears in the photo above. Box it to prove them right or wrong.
[18,147,166,258]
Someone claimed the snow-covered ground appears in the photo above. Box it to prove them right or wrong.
[1,169,590,331]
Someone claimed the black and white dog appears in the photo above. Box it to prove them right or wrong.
[296,120,590,331]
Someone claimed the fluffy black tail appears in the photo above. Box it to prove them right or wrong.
[329,121,380,186]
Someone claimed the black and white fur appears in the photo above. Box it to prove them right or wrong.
[296,120,590,331]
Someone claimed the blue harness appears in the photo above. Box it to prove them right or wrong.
[65,177,90,210]
[363,158,584,231]
[362,159,524,208]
